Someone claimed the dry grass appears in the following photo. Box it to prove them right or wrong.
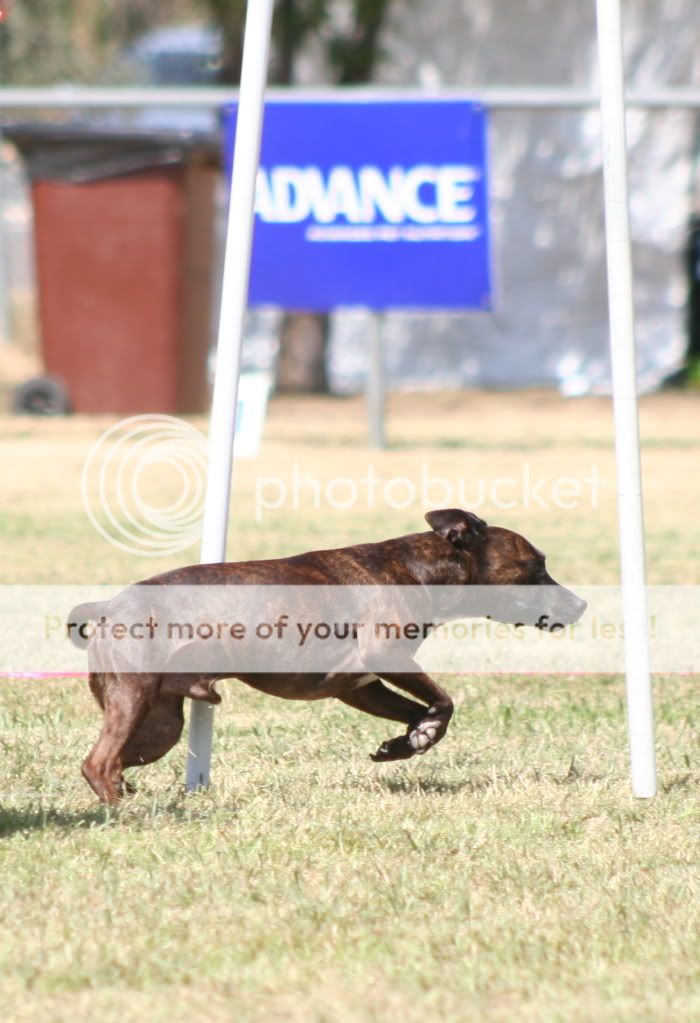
[1,390,699,1022]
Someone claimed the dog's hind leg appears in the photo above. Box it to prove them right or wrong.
[87,671,105,709]
[114,677,221,792]
[81,672,159,804]
[120,693,185,770]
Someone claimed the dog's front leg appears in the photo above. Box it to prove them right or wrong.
[339,677,426,761]
[369,659,454,762]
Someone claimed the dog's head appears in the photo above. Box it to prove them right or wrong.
[425,508,586,628]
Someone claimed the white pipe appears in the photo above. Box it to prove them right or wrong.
[367,314,386,449]
[2,85,700,110]
[185,0,274,791]
[0,131,9,344]
[595,0,656,797]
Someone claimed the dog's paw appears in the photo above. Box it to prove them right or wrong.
[407,719,441,754]
[370,735,415,762]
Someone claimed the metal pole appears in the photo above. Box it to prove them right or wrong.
[595,0,656,797]
[185,0,274,791]
[2,85,700,110]
[366,313,386,449]
[0,131,9,344]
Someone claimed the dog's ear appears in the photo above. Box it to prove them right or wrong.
[425,508,488,549]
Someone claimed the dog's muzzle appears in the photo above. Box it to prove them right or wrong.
[535,591,587,630]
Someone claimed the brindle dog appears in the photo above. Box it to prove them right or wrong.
[69,509,586,803]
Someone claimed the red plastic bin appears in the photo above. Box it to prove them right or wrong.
[6,124,219,414]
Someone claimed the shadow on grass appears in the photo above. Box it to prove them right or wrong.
[0,805,111,837]
[662,772,698,794]
[377,758,606,797]
[377,774,509,796]
[0,789,240,837]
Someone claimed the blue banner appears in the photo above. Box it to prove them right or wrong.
[223,99,492,311]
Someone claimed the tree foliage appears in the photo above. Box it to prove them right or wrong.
[0,0,195,84]
[197,0,392,86]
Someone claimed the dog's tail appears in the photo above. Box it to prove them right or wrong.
[67,601,105,649]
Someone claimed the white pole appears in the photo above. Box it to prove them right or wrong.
[0,131,9,344]
[3,84,700,111]
[186,0,274,791]
[367,313,386,449]
[595,0,656,797]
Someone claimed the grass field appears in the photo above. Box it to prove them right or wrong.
[1,390,699,1022]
